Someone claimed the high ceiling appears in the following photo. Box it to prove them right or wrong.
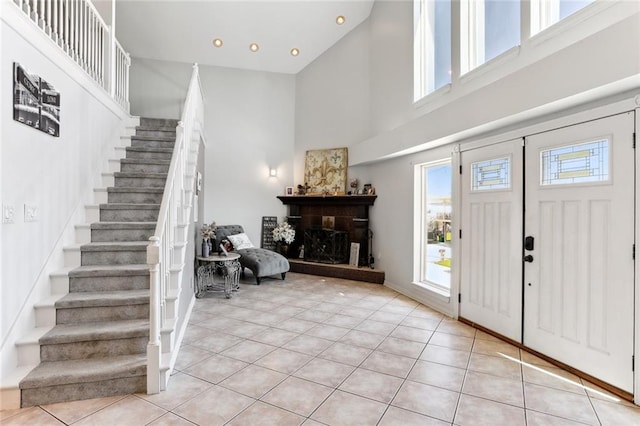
[114,1,375,74]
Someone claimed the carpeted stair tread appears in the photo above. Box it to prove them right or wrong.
[56,290,149,308]
[107,187,164,193]
[69,264,150,277]
[136,126,176,132]
[40,319,149,345]
[125,146,173,153]
[140,118,178,127]
[90,222,156,230]
[80,241,149,251]
[20,354,147,389]
[99,203,160,210]
[114,171,168,179]
[120,158,171,166]
[130,135,176,142]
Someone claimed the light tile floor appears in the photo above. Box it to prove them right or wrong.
[3,272,640,425]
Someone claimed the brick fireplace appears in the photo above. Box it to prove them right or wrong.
[277,195,377,267]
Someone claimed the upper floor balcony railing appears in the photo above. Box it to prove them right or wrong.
[11,0,130,111]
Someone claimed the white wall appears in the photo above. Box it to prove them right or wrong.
[294,18,371,184]
[352,1,640,164]
[1,5,128,374]
[294,0,640,312]
[129,59,296,245]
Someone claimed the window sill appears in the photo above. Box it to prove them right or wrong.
[528,0,618,47]
[412,281,451,301]
[413,83,452,111]
[459,45,521,85]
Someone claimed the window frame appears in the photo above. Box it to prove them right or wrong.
[413,158,453,296]
[413,0,452,101]
[414,0,608,106]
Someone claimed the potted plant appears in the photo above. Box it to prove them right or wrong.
[272,221,295,257]
[200,221,216,257]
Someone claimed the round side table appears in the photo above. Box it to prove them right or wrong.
[196,253,241,299]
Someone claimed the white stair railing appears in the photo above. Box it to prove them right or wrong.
[11,0,130,111]
[147,64,204,394]
[113,39,130,111]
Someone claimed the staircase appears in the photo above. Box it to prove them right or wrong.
[19,118,178,407]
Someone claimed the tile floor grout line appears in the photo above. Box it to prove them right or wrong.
[11,274,639,425]
[453,327,478,424]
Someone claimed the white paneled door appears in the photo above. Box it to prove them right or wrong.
[460,139,524,342]
[460,112,635,393]
[523,112,635,393]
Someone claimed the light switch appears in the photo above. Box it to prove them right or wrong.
[24,205,38,222]
[3,205,15,224]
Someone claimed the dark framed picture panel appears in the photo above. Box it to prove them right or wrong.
[261,216,278,250]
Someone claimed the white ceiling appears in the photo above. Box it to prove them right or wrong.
[114,1,375,75]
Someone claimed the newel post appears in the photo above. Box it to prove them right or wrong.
[147,236,161,394]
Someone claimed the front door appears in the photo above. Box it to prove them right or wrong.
[523,112,635,393]
[460,139,524,342]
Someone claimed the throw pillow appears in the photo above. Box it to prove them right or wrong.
[227,233,254,250]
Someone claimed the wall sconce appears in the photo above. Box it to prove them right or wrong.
[269,168,277,177]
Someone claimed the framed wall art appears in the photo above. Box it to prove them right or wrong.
[13,62,60,137]
[304,147,348,195]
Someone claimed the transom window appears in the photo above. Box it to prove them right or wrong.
[531,0,596,36]
[413,0,451,101]
[414,0,597,102]
[460,0,520,74]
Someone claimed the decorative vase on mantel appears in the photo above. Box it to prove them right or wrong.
[202,239,210,257]
[278,243,289,257]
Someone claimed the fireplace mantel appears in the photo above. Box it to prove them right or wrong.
[277,195,377,206]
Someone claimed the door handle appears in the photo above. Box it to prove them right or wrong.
[523,255,534,263]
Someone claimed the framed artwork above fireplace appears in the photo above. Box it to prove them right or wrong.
[304,147,348,195]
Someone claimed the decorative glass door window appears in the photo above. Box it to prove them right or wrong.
[540,139,609,186]
[471,157,511,191]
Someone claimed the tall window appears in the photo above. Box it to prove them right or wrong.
[461,0,520,74]
[415,0,600,101]
[417,160,452,292]
[531,0,596,35]
[414,0,451,101]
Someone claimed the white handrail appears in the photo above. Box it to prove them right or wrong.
[147,63,204,393]
[10,0,129,111]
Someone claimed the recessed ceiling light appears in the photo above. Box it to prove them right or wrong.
[249,43,259,52]
[290,48,300,57]
[212,38,223,48]
[336,15,346,25]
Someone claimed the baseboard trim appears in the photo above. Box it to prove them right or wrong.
[458,317,634,403]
